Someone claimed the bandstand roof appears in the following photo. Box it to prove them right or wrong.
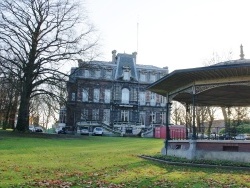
[148,59,250,107]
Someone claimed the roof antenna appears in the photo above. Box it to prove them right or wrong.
[240,44,245,60]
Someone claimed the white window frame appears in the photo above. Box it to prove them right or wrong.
[93,88,100,102]
[123,70,130,81]
[95,69,101,78]
[140,73,146,82]
[104,89,111,103]
[150,74,156,82]
[81,109,88,120]
[92,109,99,120]
[84,69,89,78]
[150,112,156,124]
[105,69,112,79]
[121,110,129,122]
[82,88,89,102]
[160,96,166,107]
[160,112,166,124]
[122,88,129,104]
[139,92,146,105]
[103,109,110,124]
[150,92,156,106]
[139,111,146,125]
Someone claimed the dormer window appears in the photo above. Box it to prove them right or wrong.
[104,67,112,79]
[123,66,131,81]
[84,69,89,78]
[150,72,156,82]
[139,70,147,82]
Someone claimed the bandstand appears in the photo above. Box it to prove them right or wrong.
[148,46,250,162]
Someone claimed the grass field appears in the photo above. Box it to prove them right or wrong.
[0,131,250,187]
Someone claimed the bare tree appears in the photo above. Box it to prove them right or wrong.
[171,101,185,125]
[0,0,98,131]
[0,65,19,130]
[204,51,233,133]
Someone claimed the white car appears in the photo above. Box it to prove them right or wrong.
[29,125,43,132]
[93,127,103,136]
[235,134,250,140]
[80,128,89,135]
[29,125,36,132]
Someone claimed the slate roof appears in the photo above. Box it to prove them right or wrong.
[115,53,138,81]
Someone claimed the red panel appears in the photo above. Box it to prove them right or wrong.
[154,125,186,139]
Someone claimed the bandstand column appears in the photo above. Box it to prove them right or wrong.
[192,85,197,140]
[164,94,172,153]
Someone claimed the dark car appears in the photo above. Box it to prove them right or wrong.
[58,127,67,134]
[219,134,234,140]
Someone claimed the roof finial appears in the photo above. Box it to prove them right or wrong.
[240,44,245,60]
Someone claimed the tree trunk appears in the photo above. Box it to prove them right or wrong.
[16,83,31,132]
[221,107,228,130]
[3,102,11,130]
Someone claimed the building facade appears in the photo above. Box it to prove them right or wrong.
[66,51,168,134]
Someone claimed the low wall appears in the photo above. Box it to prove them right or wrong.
[163,140,250,163]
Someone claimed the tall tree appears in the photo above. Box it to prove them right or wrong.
[0,0,98,131]
[171,101,185,125]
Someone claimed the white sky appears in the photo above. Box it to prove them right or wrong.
[84,0,250,72]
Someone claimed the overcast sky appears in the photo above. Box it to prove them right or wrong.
[84,0,250,72]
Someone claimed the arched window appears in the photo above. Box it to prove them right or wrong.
[122,88,129,104]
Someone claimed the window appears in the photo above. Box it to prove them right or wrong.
[160,96,166,106]
[84,69,89,78]
[105,69,112,79]
[150,92,156,106]
[160,112,166,124]
[104,89,111,103]
[140,72,146,82]
[123,70,130,81]
[139,112,146,125]
[150,73,156,82]
[81,109,88,120]
[103,109,110,124]
[121,110,129,122]
[59,108,66,123]
[93,89,100,102]
[139,92,146,105]
[94,70,101,78]
[82,88,88,102]
[122,88,129,104]
[150,112,156,124]
[92,109,99,120]
[71,92,75,101]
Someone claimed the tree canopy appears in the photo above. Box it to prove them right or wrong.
[0,0,98,131]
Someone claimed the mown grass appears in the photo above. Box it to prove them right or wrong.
[0,130,250,187]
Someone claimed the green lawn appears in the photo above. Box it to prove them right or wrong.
[0,131,249,187]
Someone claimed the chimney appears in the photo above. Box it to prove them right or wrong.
[112,50,117,63]
[132,52,137,63]
[240,44,245,60]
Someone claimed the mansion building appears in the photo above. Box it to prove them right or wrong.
[66,50,168,133]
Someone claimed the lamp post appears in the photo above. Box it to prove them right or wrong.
[192,85,197,140]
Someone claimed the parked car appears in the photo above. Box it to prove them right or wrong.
[29,125,44,132]
[34,126,44,132]
[29,125,36,132]
[58,127,67,134]
[218,134,234,140]
[235,134,250,140]
[197,133,208,139]
[80,128,89,135]
[92,127,103,136]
